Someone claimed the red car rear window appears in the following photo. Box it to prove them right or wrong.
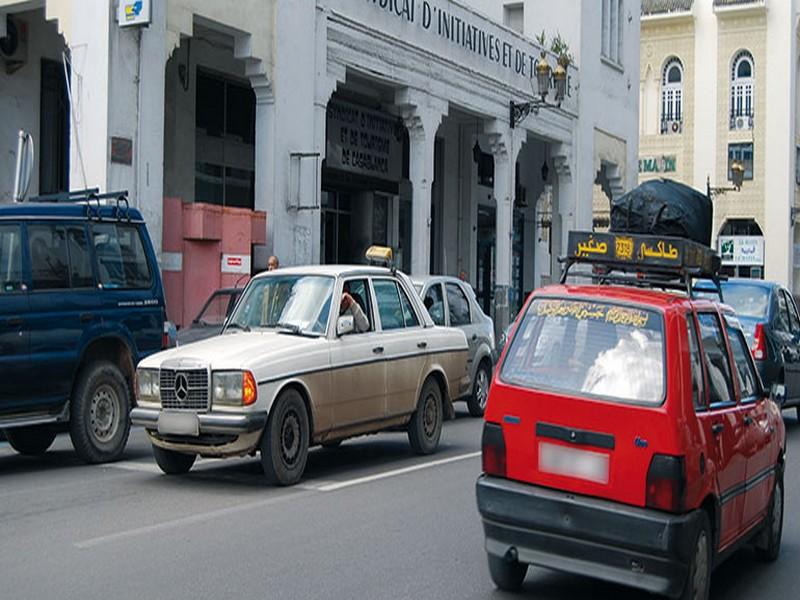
[500,298,666,405]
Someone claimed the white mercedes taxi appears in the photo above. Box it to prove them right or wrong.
[131,248,471,485]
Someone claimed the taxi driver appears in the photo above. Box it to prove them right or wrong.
[340,283,370,333]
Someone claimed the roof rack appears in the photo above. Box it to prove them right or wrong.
[27,189,132,222]
[560,230,725,300]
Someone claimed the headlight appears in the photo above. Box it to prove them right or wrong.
[212,371,258,406]
[136,369,160,403]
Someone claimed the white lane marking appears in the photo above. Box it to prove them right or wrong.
[75,489,314,549]
[317,451,481,492]
[103,461,162,474]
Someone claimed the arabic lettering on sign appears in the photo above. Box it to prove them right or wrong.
[637,240,680,262]
[534,300,652,329]
[718,236,764,266]
[575,237,609,258]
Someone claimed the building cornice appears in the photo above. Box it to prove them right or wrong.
[713,0,766,18]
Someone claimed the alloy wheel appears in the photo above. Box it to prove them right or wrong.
[476,369,490,410]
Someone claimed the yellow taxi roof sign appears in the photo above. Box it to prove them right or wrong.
[366,245,393,266]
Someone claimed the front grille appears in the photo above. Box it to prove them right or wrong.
[160,368,209,411]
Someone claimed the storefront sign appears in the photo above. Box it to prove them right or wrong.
[326,101,402,181]
[719,236,764,266]
[638,156,677,174]
[118,0,151,28]
[221,254,252,274]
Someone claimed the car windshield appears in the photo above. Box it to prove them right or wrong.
[226,275,334,336]
[500,298,665,404]
[719,284,770,319]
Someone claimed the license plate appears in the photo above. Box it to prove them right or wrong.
[538,442,610,484]
[157,411,200,436]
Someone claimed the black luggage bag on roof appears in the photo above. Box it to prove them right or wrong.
[609,178,713,247]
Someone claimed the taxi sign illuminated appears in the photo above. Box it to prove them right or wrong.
[366,245,393,267]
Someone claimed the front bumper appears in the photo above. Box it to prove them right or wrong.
[476,475,702,599]
[131,407,267,436]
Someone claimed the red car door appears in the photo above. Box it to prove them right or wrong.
[694,311,747,549]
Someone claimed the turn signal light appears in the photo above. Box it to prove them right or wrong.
[645,455,686,513]
[482,422,507,478]
[751,323,767,361]
[243,371,258,406]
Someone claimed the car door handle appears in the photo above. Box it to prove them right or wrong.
[79,313,95,323]
[373,346,384,355]
[743,415,754,426]
[6,316,23,327]
[417,342,428,349]
[711,423,725,435]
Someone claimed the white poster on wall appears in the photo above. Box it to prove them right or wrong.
[719,236,764,266]
[221,254,252,274]
[118,0,152,27]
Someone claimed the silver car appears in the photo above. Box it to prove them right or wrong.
[412,276,495,417]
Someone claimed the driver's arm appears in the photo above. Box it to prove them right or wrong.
[350,301,370,333]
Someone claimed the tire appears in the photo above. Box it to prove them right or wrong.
[408,378,443,455]
[795,406,800,423]
[5,426,57,455]
[321,440,342,449]
[755,473,784,562]
[260,388,309,486]
[679,511,712,600]
[487,553,527,591]
[467,361,491,417]
[152,444,196,475]
[69,361,131,464]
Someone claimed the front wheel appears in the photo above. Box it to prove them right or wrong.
[466,362,491,417]
[755,473,784,562]
[69,361,131,464]
[487,553,527,591]
[680,511,712,600]
[5,426,57,455]
[152,445,196,475]
[408,378,443,455]
[260,389,309,486]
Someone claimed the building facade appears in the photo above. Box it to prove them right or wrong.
[638,0,800,290]
[1,0,640,332]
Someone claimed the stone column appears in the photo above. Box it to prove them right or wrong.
[552,142,575,279]
[486,122,524,337]
[251,78,275,250]
[396,89,447,276]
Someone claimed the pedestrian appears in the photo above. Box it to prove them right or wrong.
[267,255,279,271]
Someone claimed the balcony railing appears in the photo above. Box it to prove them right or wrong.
[661,119,683,135]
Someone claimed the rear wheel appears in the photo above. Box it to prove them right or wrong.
[5,426,57,455]
[755,473,784,562]
[261,388,309,486]
[466,361,491,417]
[680,511,712,600]
[152,445,196,475]
[408,378,443,455]
[487,553,527,591]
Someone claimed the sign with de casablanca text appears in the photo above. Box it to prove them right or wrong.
[326,101,402,182]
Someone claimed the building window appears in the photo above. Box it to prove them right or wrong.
[195,70,256,209]
[728,143,754,181]
[660,58,683,134]
[730,50,754,130]
[602,0,624,66]
[503,3,524,35]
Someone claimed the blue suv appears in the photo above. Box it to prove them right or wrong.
[0,195,166,463]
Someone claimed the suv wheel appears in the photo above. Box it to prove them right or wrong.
[261,388,309,486]
[152,445,196,475]
[5,426,57,455]
[467,361,491,417]
[487,553,528,591]
[69,361,130,464]
[408,378,443,455]
[680,511,712,600]
[755,472,784,562]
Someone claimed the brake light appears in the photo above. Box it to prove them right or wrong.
[751,323,766,361]
[482,422,507,477]
[645,455,686,513]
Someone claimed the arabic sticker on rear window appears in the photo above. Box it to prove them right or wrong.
[534,299,652,329]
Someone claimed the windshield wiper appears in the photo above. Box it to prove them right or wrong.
[274,322,318,338]
[226,322,251,333]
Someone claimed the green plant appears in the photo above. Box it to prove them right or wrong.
[550,33,574,66]
[535,30,547,48]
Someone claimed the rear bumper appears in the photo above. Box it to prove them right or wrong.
[476,475,702,599]
[130,407,267,435]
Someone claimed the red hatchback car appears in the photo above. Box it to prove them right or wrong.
[477,232,786,600]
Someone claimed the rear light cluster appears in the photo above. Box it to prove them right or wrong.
[645,454,686,513]
[751,323,766,361]
[482,422,507,478]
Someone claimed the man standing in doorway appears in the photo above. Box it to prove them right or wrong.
[267,255,280,271]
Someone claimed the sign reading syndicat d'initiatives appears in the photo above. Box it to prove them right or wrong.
[366,0,552,83]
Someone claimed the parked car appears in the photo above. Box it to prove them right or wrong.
[176,287,243,346]
[132,249,471,485]
[0,196,167,463]
[412,275,495,416]
[695,278,800,421]
[477,231,786,600]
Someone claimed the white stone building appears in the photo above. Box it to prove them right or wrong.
[0,0,640,331]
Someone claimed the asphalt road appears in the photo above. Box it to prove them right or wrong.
[1,408,799,600]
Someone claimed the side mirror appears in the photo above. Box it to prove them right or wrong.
[337,315,354,337]
[770,383,786,407]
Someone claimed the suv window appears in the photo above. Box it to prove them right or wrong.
[29,224,69,290]
[727,323,760,402]
[696,313,735,406]
[774,290,791,333]
[783,290,800,333]
[0,224,24,293]
[501,298,665,404]
[686,314,707,411]
[423,284,446,326]
[92,223,152,289]
[66,226,94,288]
[374,279,405,331]
[446,282,471,326]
